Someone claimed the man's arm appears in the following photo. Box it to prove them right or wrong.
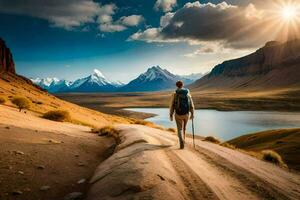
[188,93,195,119]
[169,93,175,121]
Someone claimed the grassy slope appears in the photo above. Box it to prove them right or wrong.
[0,73,131,127]
[228,129,300,171]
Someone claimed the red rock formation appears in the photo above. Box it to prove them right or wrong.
[0,38,16,74]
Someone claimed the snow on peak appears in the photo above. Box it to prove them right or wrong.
[93,69,106,79]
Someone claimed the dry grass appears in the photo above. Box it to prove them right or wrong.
[167,128,176,133]
[228,128,300,171]
[204,136,221,144]
[11,96,31,111]
[261,150,287,167]
[221,142,236,149]
[0,96,5,104]
[92,126,120,143]
[132,119,151,126]
[42,110,71,122]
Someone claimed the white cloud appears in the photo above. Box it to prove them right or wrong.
[99,23,127,33]
[119,15,144,26]
[154,0,177,12]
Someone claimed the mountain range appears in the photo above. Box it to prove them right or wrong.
[31,66,203,93]
[190,40,300,90]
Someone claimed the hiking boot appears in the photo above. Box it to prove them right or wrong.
[180,142,184,149]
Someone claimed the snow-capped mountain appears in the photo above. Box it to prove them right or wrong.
[68,69,121,92]
[119,66,194,92]
[31,67,198,93]
[31,69,124,93]
[31,77,71,93]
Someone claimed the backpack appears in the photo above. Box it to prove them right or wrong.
[174,88,190,115]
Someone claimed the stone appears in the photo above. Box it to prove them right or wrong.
[77,179,86,184]
[37,165,45,170]
[40,186,51,191]
[64,192,83,200]
[14,151,24,155]
[12,190,23,195]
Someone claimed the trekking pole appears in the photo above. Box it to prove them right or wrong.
[192,118,195,149]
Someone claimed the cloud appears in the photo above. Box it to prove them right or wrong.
[130,1,274,49]
[154,0,177,12]
[99,24,127,33]
[0,0,101,30]
[119,15,144,26]
[0,0,144,32]
[99,15,144,33]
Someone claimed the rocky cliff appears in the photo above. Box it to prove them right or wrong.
[191,40,300,90]
[0,38,15,74]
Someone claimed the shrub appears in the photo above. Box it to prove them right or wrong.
[43,110,71,122]
[203,136,221,144]
[93,126,120,143]
[132,119,150,125]
[0,96,5,104]
[221,142,236,149]
[261,150,286,167]
[11,97,30,112]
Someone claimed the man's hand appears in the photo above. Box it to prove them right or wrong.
[170,114,173,121]
[190,113,194,120]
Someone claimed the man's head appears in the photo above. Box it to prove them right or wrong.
[176,81,184,88]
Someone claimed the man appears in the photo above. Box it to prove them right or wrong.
[169,81,195,149]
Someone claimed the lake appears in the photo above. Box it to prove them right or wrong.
[125,108,300,141]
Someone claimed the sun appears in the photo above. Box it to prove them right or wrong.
[281,6,297,20]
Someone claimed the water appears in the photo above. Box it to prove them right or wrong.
[125,108,300,141]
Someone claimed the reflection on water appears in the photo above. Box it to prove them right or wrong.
[125,108,300,141]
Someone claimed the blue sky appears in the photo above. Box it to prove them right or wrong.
[0,0,298,83]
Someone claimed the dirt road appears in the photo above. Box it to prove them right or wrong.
[88,124,300,200]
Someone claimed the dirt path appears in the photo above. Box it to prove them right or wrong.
[90,124,300,200]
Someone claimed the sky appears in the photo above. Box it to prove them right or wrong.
[0,0,299,83]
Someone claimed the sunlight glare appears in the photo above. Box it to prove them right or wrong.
[281,6,297,20]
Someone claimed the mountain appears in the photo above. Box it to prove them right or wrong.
[119,66,194,92]
[180,73,205,81]
[32,69,124,93]
[0,38,15,74]
[68,69,120,92]
[190,40,300,90]
[31,77,72,93]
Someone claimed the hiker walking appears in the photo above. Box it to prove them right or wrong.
[169,81,195,149]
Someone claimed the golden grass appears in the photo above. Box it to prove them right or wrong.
[42,110,71,122]
[0,96,5,104]
[228,128,300,171]
[11,96,31,111]
[92,126,121,144]
[261,150,287,167]
[221,142,236,149]
[203,136,221,144]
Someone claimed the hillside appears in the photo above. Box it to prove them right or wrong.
[228,129,300,171]
[190,40,300,90]
[0,73,130,127]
